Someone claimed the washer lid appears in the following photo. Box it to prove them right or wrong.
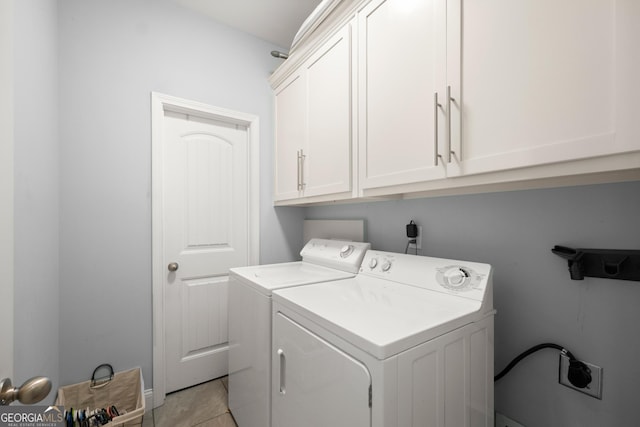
[230,261,355,296]
[273,275,485,360]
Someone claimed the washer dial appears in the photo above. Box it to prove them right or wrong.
[340,244,355,258]
[436,265,479,291]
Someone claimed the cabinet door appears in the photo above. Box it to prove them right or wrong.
[272,313,371,427]
[274,72,305,201]
[359,0,446,190]
[448,0,620,177]
[304,25,353,198]
[616,0,640,151]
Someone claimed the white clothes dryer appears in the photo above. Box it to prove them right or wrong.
[271,250,495,427]
[228,238,371,427]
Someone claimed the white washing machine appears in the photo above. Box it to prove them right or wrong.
[271,250,495,427]
[228,238,371,427]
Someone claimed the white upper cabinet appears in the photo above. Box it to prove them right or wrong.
[273,24,353,203]
[358,0,446,191]
[305,25,353,198]
[615,0,640,154]
[447,0,628,176]
[274,71,306,201]
[271,0,639,204]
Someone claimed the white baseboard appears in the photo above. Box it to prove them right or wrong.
[144,389,153,413]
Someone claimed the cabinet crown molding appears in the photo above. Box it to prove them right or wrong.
[269,0,364,89]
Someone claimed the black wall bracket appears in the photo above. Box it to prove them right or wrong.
[552,246,640,281]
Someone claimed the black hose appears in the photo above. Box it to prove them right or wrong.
[494,343,575,382]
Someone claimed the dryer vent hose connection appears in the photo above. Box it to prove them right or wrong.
[494,343,592,389]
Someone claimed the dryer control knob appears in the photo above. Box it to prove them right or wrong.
[369,258,378,269]
[340,245,355,258]
[445,268,468,287]
[381,261,392,272]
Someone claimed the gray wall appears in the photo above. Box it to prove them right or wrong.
[13,2,636,424]
[307,180,640,427]
[13,0,60,401]
[57,0,304,388]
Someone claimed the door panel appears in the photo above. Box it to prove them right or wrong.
[397,318,494,427]
[180,277,228,358]
[274,74,306,201]
[0,0,13,382]
[272,312,371,427]
[185,136,232,247]
[449,0,617,176]
[305,25,352,197]
[163,112,248,393]
[359,0,445,189]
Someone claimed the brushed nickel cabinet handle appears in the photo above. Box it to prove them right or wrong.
[296,150,302,191]
[299,149,306,190]
[434,92,443,166]
[447,85,456,163]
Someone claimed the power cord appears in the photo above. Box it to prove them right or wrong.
[494,343,592,389]
[404,239,417,254]
[405,220,418,255]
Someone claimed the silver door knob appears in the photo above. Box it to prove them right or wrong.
[0,377,52,405]
[168,262,179,272]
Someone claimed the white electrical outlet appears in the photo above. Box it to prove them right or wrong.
[408,226,422,251]
[495,412,526,427]
[558,353,603,399]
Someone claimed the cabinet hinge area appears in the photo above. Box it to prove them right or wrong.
[368,384,372,408]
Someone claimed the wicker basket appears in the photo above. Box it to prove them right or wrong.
[55,364,145,426]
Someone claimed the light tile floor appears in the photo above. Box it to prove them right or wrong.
[142,377,237,427]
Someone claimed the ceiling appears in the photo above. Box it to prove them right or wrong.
[173,0,323,49]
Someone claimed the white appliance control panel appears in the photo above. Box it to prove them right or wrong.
[361,250,492,302]
[436,265,482,291]
[301,239,371,273]
[340,244,355,258]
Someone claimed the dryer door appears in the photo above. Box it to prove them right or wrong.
[273,313,372,427]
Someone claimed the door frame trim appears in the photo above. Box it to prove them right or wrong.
[0,0,14,381]
[151,92,260,407]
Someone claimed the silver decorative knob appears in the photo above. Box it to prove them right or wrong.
[0,377,52,406]
[168,262,179,272]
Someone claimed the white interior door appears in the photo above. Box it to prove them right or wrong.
[0,0,14,384]
[163,111,250,393]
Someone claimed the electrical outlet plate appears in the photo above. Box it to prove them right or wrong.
[495,412,526,427]
[558,353,603,399]
[407,225,422,251]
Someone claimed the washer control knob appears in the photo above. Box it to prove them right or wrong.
[340,244,355,258]
[369,258,378,269]
[381,261,392,272]
[445,268,468,287]
[437,265,478,291]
